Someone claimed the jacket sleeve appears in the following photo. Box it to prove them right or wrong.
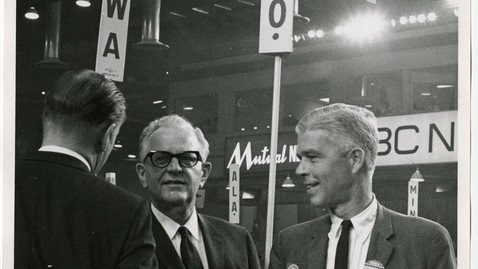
[116,200,158,269]
[269,232,284,269]
[425,224,457,269]
[245,229,262,269]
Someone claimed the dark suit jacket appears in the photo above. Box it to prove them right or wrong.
[269,203,456,269]
[152,211,261,269]
[14,152,158,269]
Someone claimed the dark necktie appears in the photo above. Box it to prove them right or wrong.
[178,226,203,269]
[335,220,353,269]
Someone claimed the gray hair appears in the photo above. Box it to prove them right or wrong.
[138,114,210,161]
[295,103,379,172]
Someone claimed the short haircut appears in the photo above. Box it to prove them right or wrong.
[138,114,210,161]
[295,103,379,172]
[42,69,126,137]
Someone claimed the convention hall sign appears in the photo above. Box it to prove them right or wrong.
[225,111,457,173]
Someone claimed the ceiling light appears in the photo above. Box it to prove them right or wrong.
[315,30,324,38]
[294,35,301,42]
[308,30,316,38]
[242,191,255,199]
[238,0,255,7]
[417,14,426,23]
[192,7,209,15]
[170,12,187,18]
[409,15,417,24]
[399,16,408,25]
[421,92,431,96]
[128,154,137,159]
[390,19,396,27]
[153,100,163,104]
[320,98,330,103]
[183,106,193,110]
[161,106,167,109]
[214,4,231,11]
[335,26,344,35]
[436,84,454,88]
[25,7,39,20]
[427,12,437,21]
[282,173,295,188]
[410,166,424,182]
[76,0,91,7]
[114,144,123,148]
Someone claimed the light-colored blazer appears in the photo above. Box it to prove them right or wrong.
[152,212,261,269]
[269,203,456,269]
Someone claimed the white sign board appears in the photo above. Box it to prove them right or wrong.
[229,164,240,224]
[376,111,457,166]
[95,0,131,82]
[259,0,294,54]
[408,181,419,216]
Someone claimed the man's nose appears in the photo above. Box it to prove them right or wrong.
[295,160,308,177]
[167,157,182,172]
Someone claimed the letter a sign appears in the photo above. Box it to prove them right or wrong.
[96,0,131,82]
[229,164,240,224]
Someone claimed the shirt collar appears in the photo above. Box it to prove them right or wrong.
[39,145,91,172]
[151,204,201,242]
[329,194,378,243]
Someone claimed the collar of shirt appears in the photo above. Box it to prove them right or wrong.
[329,194,378,243]
[39,145,91,172]
[151,204,201,242]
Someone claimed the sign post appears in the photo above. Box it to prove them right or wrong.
[408,181,419,216]
[259,0,294,267]
[229,164,240,224]
[95,0,131,82]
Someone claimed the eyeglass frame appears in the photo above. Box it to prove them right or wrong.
[143,150,203,168]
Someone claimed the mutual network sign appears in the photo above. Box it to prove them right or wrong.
[225,111,457,173]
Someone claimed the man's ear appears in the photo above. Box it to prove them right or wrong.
[97,123,116,153]
[200,162,212,188]
[349,148,365,174]
[135,163,148,189]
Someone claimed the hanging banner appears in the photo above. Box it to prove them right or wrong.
[408,181,419,216]
[259,0,294,54]
[229,164,240,224]
[95,0,131,82]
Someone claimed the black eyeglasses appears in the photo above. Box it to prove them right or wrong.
[144,151,202,168]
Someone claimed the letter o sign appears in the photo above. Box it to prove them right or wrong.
[259,0,294,54]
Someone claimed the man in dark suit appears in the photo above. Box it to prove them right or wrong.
[15,69,158,269]
[135,114,261,269]
[269,103,456,269]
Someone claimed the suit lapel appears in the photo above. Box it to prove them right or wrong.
[366,203,394,267]
[307,217,330,269]
[198,214,224,269]
[151,215,186,269]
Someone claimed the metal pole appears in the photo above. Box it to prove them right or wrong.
[264,55,282,269]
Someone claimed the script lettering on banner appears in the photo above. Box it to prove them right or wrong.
[408,181,419,216]
[229,164,240,224]
[95,0,131,82]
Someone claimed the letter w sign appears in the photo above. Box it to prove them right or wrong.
[95,0,131,82]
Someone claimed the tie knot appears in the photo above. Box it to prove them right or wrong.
[178,226,189,238]
[341,220,353,231]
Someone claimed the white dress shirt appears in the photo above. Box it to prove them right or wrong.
[326,195,378,269]
[39,145,91,172]
[151,204,209,269]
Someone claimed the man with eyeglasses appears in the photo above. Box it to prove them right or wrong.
[135,114,261,269]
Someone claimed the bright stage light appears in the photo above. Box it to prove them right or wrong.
[427,12,437,21]
[294,35,301,42]
[399,16,408,25]
[335,26,344,36]
[25,7,39,20]
[409,15,417,24]
[308,30,316,38]
[315,30,324,38]
[390,19,396,27]
[417,14,426,23]
[342,12,386,42]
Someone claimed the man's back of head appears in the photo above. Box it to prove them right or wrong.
[42,69,126,143]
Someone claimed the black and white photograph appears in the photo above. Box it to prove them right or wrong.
[1,0,474,268]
